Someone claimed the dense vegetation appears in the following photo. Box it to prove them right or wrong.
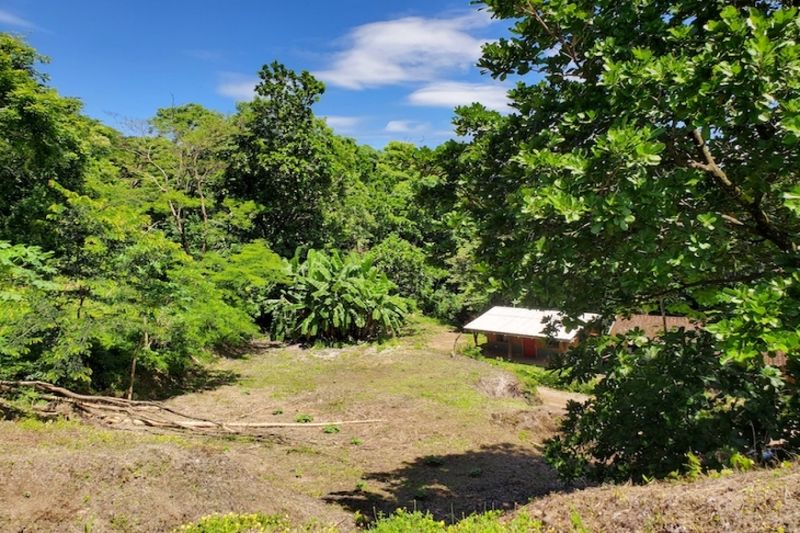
[2,0,800,487]
[0,34,481,398]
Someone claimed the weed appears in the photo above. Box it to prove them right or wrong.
[322,424,340,434]
[569,509,588,533]
[350,437,363,446]
[730,452,755,472]
[685,451,703,481]
[368,509,543,532]
[272,409,283,416]
[175,512,290,532]
[355,480,367,492]
[468,468,483,478]
[295,413,313,423]
[109,514,135,532]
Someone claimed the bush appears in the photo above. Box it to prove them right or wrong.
[544,329,790,482]
[368,235,439,306]
[267,249,409,343]
[369,510,542,532]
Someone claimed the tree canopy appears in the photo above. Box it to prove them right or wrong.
[464,0,800,480]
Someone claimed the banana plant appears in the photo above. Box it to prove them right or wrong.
[267,249,409,343]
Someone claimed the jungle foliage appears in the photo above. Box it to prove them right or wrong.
[0,34,480,396]
[469,0,800,480]
[2,0,799,483]
[268,249,409,343]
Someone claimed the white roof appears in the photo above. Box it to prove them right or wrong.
[463,306,599,342]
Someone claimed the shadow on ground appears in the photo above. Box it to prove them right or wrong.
[136,366,241,400]
[325,443,577,523]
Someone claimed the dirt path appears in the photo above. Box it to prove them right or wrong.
[537,386,588,410]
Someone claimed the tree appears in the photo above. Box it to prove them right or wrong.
[465,0,800,478]
[118,104,236,255]
[0,34,88,248]
[226,62,336,256]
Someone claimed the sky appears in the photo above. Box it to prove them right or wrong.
[0,1,515,147]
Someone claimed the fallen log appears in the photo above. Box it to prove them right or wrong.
[0,380,384,437]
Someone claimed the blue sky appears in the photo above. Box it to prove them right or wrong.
[0,1,513,147]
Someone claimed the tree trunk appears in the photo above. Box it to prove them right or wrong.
[127,330,150,401]
[126,353,137,401]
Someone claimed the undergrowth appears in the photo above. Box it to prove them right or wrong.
[459,344,595,395]
[175,510,543,532]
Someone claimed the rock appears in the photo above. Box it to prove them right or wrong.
[477,372,525,399]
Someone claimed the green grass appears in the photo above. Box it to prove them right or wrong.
[369,510,542,532]
[174,513,293,532]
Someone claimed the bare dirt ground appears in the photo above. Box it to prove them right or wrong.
[0,321,574,532]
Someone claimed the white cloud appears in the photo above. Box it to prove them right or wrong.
[323,115,363,132]
[385,120,430,133]
[408,81,509,112]
[217,75,257,101]
[0,9,36,29]
[316,12,492,90]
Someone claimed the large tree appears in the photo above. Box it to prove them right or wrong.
[464,1,800,479]
[226,62,336,256]
[0,34,88,247]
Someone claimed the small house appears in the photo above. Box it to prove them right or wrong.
[463,306,599,360]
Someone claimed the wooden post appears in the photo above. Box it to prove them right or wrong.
[473,332,478,346]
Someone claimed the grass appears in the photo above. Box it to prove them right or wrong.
[459,340,596,395]
[4,316,799,533]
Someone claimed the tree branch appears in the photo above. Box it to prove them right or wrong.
[689,129,797,255]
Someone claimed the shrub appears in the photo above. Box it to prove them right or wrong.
[368,234,443,307]
[267,249,409,343]
[544,329,789,482]
[175,512,290,532]
[369,510,542,532]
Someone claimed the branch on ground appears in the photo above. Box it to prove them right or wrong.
[0,380,384,437]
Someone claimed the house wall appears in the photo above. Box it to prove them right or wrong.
[475,332,573,360]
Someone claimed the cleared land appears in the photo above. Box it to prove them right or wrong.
[0,321,570,531]
[0,320,796,532]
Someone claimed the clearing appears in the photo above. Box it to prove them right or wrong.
[0,320,574,532]
[1,320,796,532]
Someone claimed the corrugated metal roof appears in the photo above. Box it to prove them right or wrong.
[609,314,698,338]
[463,306,599,342]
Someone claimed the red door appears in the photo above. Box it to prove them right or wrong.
[522,338,537,357]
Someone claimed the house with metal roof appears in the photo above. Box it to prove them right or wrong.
[463,306,600,360]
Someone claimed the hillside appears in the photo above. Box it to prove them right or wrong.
[2,321,797,532]
[514,464,800,532]
[0,321,569,531]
